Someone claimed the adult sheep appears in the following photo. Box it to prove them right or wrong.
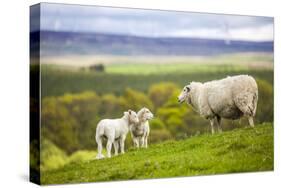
[178,75,258,134]
[130,107,154,148]
[95,110,139,159]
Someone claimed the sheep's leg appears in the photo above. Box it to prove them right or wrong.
[216,116,222,133]
[113,141,119,156]
[248,116,255,128]
[210,119,215,134]
[234,93,257,127]
[120,135,126,154]
[95,136,104,159]
[106,139,113,158]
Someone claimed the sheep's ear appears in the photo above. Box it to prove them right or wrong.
[185,86,190,92]
[128,109,132,115]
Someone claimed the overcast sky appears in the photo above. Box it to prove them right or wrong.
[31,3,274,41]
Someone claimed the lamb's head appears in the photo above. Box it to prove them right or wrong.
[124,109,139,124]
[178,85,191,104]
[138,107,154,122]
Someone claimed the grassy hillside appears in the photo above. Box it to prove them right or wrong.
[41,123,273,185]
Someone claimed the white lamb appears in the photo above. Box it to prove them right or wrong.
[95,110,139,159]
[178,75,258,134]
[130,107,154,148]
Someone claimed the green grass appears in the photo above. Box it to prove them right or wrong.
[41,123,273,185]
[105,53,273,75]
[41,53,273,75]
[106,63,247,75]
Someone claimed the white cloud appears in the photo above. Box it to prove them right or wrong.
[166,24,273,41]
[228,24,273,41]
[37,3,274,41]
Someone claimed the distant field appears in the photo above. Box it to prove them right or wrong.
[41,53,273,74]
[106,63,246,75]
[38,53,273,97]
[41,123,273,185]
[105,53,273,74]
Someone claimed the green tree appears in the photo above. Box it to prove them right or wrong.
[99,94,126,118]
[41,91,101,154]
[122,88,154,111]
[40,138,68,171]
[255,79,273,123]
[41,97,79,153]
[148,82,180,108]
[58,91,101,151]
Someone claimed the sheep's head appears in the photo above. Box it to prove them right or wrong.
[178,85,191,104]
[124,109,139,124]
[138,107,154,121]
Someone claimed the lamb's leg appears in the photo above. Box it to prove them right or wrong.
[140,137,145,148]
[144,136,148,148]
[210,118,215,134]
[95,135,104,159]
[133,137,139,148]
[248,116,255,128]
[145,129,149,148]
[120,135,126,154]
[216,116,222,133]
[113,141,119,156]
[106,139,113,158]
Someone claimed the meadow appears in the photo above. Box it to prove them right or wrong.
[31,53,274,184]
[41,123,273,185]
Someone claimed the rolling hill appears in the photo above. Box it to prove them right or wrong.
[31,31,273,59]
[41,123,273,185]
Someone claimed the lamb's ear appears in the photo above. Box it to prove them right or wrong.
[124,111,129,116]
[128,109,132,115]
[138,108,143,114]
[185,86,190,92]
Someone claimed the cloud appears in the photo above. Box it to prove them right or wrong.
[35,3,274,41]
[166,23,273,41]
[228,24,274,41]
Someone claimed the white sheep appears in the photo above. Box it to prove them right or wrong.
[130,107,154,148]
[178,75,258,134]
[95,110,139,159]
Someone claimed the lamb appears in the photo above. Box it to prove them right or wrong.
[130,107,154,148]
[178,75,258,134]
[95,110,139,159]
